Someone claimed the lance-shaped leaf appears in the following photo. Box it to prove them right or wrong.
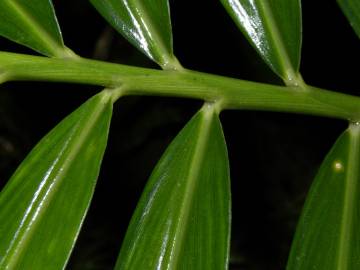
[287,124,360,270]
[0,0,73,57]
[220,0,302,84]
[0,92,112,269]
[338,0,360,39]
[89,0,180,70]
[115,105,231,269]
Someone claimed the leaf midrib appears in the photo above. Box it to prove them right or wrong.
[336,126,360,269]
[258,0,300,85]
[168,107,214,269]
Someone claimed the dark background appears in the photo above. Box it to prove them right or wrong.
[0,1,359,269]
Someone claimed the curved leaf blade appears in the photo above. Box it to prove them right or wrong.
[220,0,302,84]
[0,0,73,57]
[0,92,112,269]
[115,105,231,269]
[338,0,360,39]
[287,125,360,270]
[89,0,180,69]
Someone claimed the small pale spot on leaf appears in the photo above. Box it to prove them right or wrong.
[332,160,344,173]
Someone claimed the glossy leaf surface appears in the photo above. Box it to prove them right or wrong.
[0,92,112,269]
[0,0,71,57]
[89,0,179,69]
[115,105,231,269]
[338,0,360,39]
[287,125,360,270]
[220,0,302,83]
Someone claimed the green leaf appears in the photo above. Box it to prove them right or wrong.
[89,0,180,70]
[287,124,360,270]
[0,92,112,269]
[338,0,360,39]
[0,0,73,57]
[220,0,302,84]
[115,105,231,269]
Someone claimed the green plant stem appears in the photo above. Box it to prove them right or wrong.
[0,52,360,121]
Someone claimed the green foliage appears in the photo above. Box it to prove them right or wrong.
[90,0,180,69]
[0,92,112,269]
[0,0,359,269]
[115,105,230,270]
[0,0,73,57]
[219,0,302,84]
[287,125,360,270]
[338,0,360,38]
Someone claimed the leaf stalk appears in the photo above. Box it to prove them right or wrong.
[1,52,360,121]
